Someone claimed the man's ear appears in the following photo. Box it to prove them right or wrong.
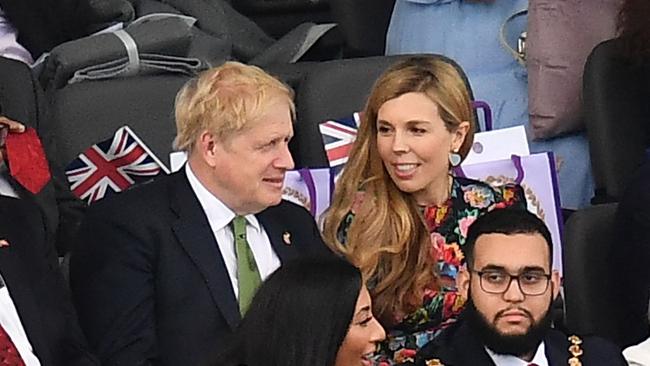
[196,130,222,168]
[457,265,471,301]
[550,269,561,300]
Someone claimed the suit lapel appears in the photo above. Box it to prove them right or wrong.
[10,177,57,245]
[169,172,240,330]
[544,330,569,366]
[257,207,298,263]
[453,322,497,365]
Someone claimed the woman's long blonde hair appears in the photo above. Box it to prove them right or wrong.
[322,56,475,323]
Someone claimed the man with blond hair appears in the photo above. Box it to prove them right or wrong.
[70,62,329,366]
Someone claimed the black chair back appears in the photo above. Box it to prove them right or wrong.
[584,38,650,202]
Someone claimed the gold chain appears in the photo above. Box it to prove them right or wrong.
[424,334,584,366]
[568,335,584,366]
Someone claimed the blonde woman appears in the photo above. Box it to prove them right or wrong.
[323,56,526,365]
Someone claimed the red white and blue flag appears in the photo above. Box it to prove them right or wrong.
[318,112,361,176]
[65,126,169,204]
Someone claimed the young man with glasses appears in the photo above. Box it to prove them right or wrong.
[417,208,626,366]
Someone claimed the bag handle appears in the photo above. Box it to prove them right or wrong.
[452,154,525,184]
[500,8,528,67]
[298,168,317,215]
[472,100,493,131]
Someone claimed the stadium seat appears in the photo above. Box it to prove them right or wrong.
[42,75,187,169]
[0,57,44,132]
[562,203,628,346]
[584,38,649,203]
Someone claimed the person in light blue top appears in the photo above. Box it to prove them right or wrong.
[387,0,528,130]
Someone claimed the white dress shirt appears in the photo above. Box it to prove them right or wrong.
[486,342,548,366]
[185,164,281,298]
[0,7,33,65]
[624,337,650,366]
[0,274,41,366]
[0,163,19,198]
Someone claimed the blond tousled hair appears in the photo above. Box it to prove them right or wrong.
[173,61,295,153]
[322,56,475,323]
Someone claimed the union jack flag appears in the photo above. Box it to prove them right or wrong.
[318,112,361,176]
[65,126,170,204]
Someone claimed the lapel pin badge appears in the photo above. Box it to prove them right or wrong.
[0,239,9,248]
[282,231,291,245]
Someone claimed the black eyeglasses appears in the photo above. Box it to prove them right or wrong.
[470,269,551,296]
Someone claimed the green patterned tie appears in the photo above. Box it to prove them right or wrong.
[231,215,262,315]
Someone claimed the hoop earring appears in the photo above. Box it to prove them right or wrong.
[449,151,462,167]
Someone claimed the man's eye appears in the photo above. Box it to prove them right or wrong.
[521,273,544,284]
[261,139,279,149]
[483,272,506,283]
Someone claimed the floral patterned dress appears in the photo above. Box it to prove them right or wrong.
[338,176,526,365]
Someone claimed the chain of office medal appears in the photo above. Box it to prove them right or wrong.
[424,335,585,366]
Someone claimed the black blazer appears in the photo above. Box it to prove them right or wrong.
[5,169,87,256]
[70,170,330,366]
[416,320,627,366]
[0,196,97,366]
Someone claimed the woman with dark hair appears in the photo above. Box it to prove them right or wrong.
[322,55,527,364]
[213,257,385,366]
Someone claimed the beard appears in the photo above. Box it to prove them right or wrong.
[464,291,553,358]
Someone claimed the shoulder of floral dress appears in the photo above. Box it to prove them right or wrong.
[452,176,491,190]
[336,191,367,245]
[414,324,456,366]
[491,183,527,210]
[452,176,501,209]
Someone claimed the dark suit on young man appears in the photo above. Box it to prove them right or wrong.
[0,196,97,366]
[416,320,627,366]
[70,170,329,366]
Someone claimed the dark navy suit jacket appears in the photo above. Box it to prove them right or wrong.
[71,170,330,366]
[416,320,627,366]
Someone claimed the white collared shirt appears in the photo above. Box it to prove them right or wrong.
[0,274,41,366]
[486,342,548,366]
[0,163,19,198]
[624,337,650,366]
[185,164,281,298]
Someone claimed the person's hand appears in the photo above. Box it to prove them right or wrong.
[0,116,26,163]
